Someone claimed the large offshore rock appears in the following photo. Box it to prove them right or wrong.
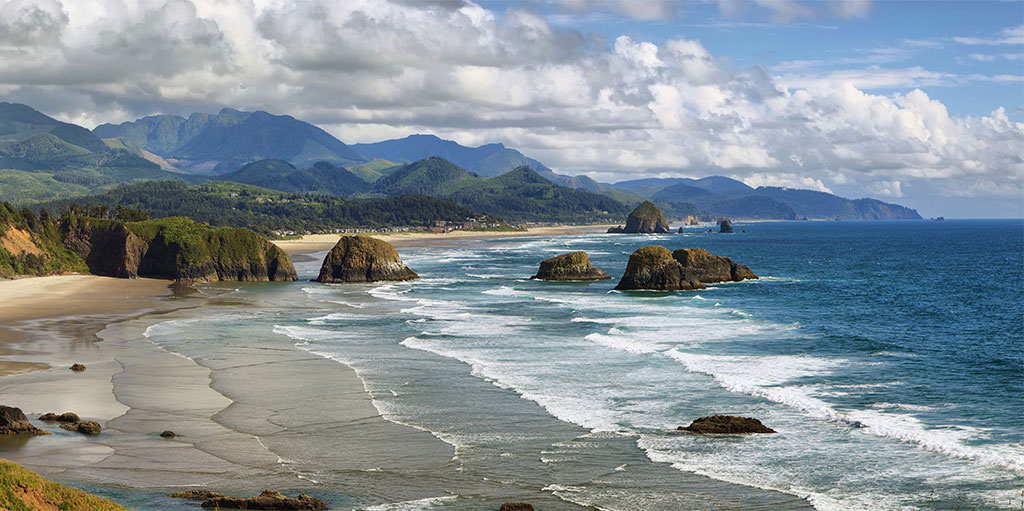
[678,415,776,434]
[314,235,418,283]
[531,251,610,281]
[671,248,758,283]
[718,218,734,233]
[608,201,671,234]
[614,245,704,291]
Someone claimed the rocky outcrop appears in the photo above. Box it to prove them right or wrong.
[531,252,610,281]
[160,430,176,438]
[60,216,297,282]
[167,490,222,500]
[614,246,704,291]
[0,406,48,435]
[718,218,733,233]
[672,248,758,283]
[191,490,327,510]
[39,412,79,422]
[615,247,758,291]
[500,504,535,511]
[678,415,776,434]
[607,201,670,234]
[60,420,101,435]
[70,363,86,372]
[314,235,418,283]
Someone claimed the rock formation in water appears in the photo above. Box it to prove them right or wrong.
[615,246,758,291]
[192,490,328,510]
[160,430,176,438]
[314,235,418,283]
[678,415,776,434]
[614,245,704,291]
[718,218,734,233]
[531,252,611,281]
[0,406,48,435]
[672,248,758,283]
[607,201,671,234]
[61,216,297,282]
[500,504,535,511]
[60,420,101,435]
[70,363,86,372]
[39,412,79,422]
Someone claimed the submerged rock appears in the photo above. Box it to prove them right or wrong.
[199,490,327,510]
[607,201,670,234]
[167,489,223,500]
[718,218,734,233]
[60,421,101,435]
[678,415,776,434]
[531,252,610,281]
[672,248,758,283]
[614,246,704,291]
[70,363,86,372]
[500,504,535,511]
[160,430,176,438]
[314,235,418,283]
[0,406,49,435]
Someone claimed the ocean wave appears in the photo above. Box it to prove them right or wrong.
[584,333,665,354]
[356,496,459,510]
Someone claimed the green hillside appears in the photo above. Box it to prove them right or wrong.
[348,158,401,182]
[223,159,370,196]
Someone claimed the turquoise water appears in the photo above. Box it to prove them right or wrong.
[143,220,1023,510]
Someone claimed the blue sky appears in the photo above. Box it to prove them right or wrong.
[2,0,1021,217]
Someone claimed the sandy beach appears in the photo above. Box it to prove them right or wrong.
[272,224,615,254]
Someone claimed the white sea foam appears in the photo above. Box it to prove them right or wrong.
[356,496,459,510]
[584,333,664,354]
[481,286,522,297]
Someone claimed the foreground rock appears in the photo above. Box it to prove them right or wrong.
[195,490,327,510]
[678,415,776,434]
[70,363,86,372]
[607,201,670,234]
[314,235,418,283]
[718,218,734,233]
[0,460,125,510]
[500,504,535,511]
[531,252,610,281]
[39,412,79,422]
[59,421,101,435]
[0,406,48,435]
[615,246,757,291]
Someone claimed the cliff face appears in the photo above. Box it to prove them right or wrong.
[314,235,418,283]
[608,201,671,234]
[61,217,297,282]
[531,251,611,281]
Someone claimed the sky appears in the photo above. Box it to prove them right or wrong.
[0,0,1021,217]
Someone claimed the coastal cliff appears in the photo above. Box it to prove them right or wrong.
[61,216,297,282]
[0,459,126,511]
[315,235,418,283]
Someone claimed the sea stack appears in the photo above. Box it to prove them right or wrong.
[719,218,734,233]
[314,235,418,283]
[531,252,611,281]
[607,201,670,234]
[615,246,757,291]
[614,245,704,291]
[678,415,776,434]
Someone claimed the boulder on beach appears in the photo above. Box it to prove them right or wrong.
[60,421,101,435]
[531,252,611,281]
[39,412,79,422]
[70,363,86,372]
[160,430,176,438]
[672,248,758,283]
[678,415,775,434]
[314,235,418,283]
[607,201,670,234]
[0,406,49,435]
[500,504,535,511]
[198,490,327,510]
[614,246,704,291]
[718,218,734,233]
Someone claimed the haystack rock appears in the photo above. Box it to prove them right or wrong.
[718,218,734,233]
[0,406,48,435]
[678,415,775,434]
[531,252,610,281]
[607,201,670,234]
[672,248,758,283]
[614,245,704,291]
[314,235,418,283]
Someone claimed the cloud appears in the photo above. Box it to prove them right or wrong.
[556,0,678,20]
[953,24,1024,45]
[0,0,1020,209]
[866,179,903,197]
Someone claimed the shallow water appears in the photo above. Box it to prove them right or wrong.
[24,219,1024,510]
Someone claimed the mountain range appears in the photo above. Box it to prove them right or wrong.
[0,102,921,221]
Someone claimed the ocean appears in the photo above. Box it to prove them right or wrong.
[139,219,1023,510]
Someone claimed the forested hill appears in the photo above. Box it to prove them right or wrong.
[34,181,487,236]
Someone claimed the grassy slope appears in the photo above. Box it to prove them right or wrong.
[0,202,86,276]
[0,459,125,511]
